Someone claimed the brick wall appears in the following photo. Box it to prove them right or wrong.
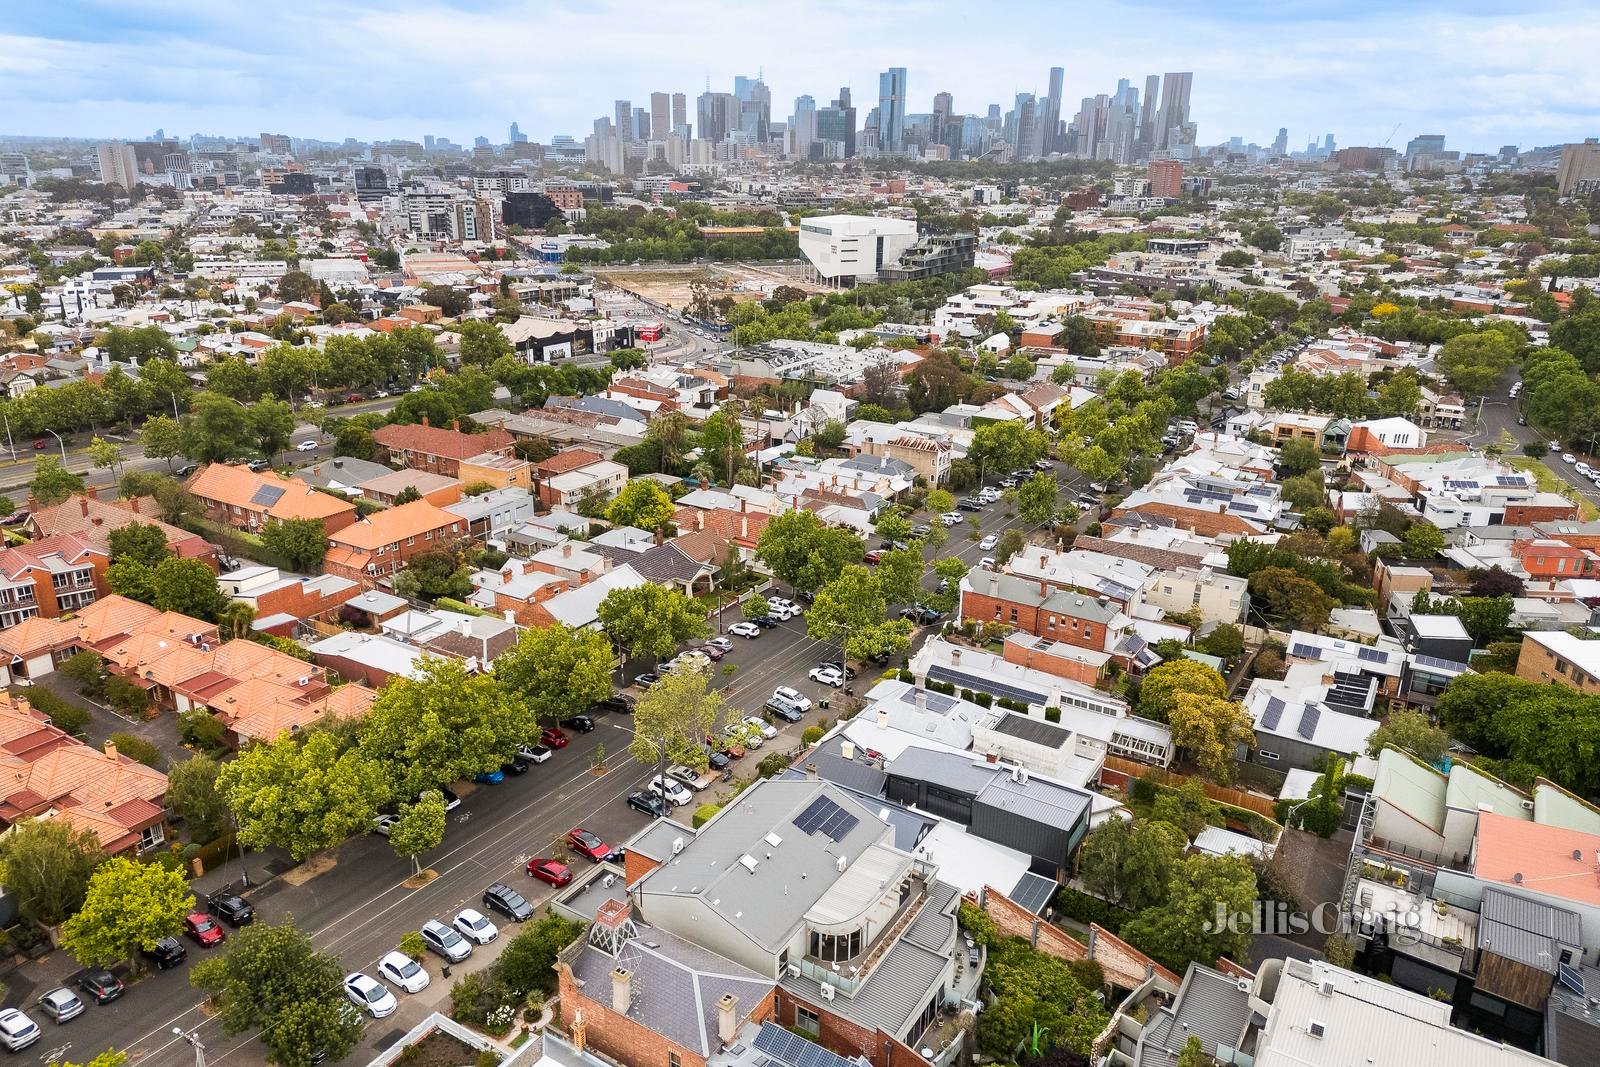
[1002,639,1101,686]
[968,886,1180,990]
[557,962,711,1067]
[624,850,662,886]
[1505,502,1582,525]
[959,589,1043,634]
[774,989,926,1067]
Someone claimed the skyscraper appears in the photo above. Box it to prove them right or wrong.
[877,67,907,154]
[734,75,771,142]
[614,101,632,141]
[650,93,670,143]
[1273,127,1288,156]
[1041,66,1065,155]
[1011,93,1039,160]
[95,142,140,190]
[1137,74,1160,154]
[1155,72,1193,150]
[818,89,856,157]
[633,108,650,141]
[697,91,735,143]
[671,93,687,133]
[508,122,527,144]
[791,95,817,157]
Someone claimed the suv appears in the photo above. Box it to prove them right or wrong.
[482,882,533,922]
[419,920,472,963]
[142,935,188,970]
[765,695,805,723]
[209,893,255,926]
[0,1009,38,1053]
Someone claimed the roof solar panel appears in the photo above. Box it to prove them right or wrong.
[1558,963,1586,996]
[792,795,858,842]
[250,484,286,508]
[1356,646,1388,663]
[753,1023,863,1067]
[1260,696,1286,731]
[1290,642,1322,659]
[1414,653,1469,673]
[1297,704,1322,740]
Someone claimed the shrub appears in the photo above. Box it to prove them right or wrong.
[756,751,791,779]
[19,686,90,735]
[970,691,994,708]
[897,669,915,684]
[1129,777,1158,806]
[1044,706,1061,723]
[179,709,229,749]
[104,676,151,716]
[1053,885,1134,934]
[801,725,824,745]
[692,803,722,828]
[109,732,161,767]
[399,931,426,961]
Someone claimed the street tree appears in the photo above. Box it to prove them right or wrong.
[1137,659,1227,722]
[261,518,328,572]
[970,421,1048,481]
[495,622,615,725]
[875,543,925,606]
[605,479,675,530]
[218,728,389,860]
[166,754,228,843]
[0,819,103,926]
[457,320,513,366]
[88,435,121,475]
[1276,438,1322,476]
[250,398,297,459]
[756,509,866,594]
[926,488,955,514]
[1014,473,1059,525]
[598,583,710,664]
[1438,330,1519,397]
[630,665,725,787]
[29,455,85,506]
[742,593,770,620]
[61,856,193,969]
[180,391,258,461]
[995,528,1025,564]
[390,790,447,874]
[875,509,913,543]
[1169,693,1256,782]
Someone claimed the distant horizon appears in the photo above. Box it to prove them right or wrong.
[4,0,1597,155]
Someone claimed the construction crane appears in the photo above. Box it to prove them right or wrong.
[1380,123,1402,148]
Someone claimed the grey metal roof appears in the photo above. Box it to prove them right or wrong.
[794,738,890,797]
[903,880,960,953]
[883,746,998,797]
[1479,886,1583,973]
[974,771,1091,833]
[570,929,773,1057]
[625,818,697,862]
[1545,963,1600,1067]
[780,935,950,1041]
[989,712,1070,750]
[1137,964,1254,1067]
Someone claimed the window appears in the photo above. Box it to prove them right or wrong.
[1084,626,1093,640]
[795,1007,820,1037]
[669,1053,682,1067]
[1009,608,1018,623]
[1258,750,1280,762]
[407,537,416,546]
[140,823,165,851]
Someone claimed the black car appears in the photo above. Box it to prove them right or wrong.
[900,606,942,625]
[958,498,986,512]
[502,756,530,776]
[628,790,671,818]
[751,615,779,629]
[209,893,255,927]
[704,747,731,771]
[174,463,200,477]
[593,695,634,714]
[818,661,858,679]
[78,969,124,1004]
[560,714,595,733]
[766,697,804,723]
[142,935,188,970]
[482,882,533,922]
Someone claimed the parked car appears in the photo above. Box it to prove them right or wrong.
[899,606,942,625]
[628,790,672,818]
[209,893,255,926]
[725,721,763,748]
[743,714,779,739]
[941,511,963,526]
[344,972,398,1019]
[0,510,29,527]
[703,746,731,771]
[567,828,611,862]
[958,498,985,512]
[649,775,694,807]
[0,1008,39,1052]
[142,935,188,970]
[695,642,726,660]
[482,882,533,922]
[863,550,883,565]
[729,621,762,639]
[978,534,999,551]
[184,912,226,947]
[419,920,472,963]
[765,696,805,723]
[295,439,319,452]
[35,987,84,1024]
[632,671,661,688]
[808,665,845,688]
[592,694,635,714]
[667,764,717,791]
[453,908,499,945]
[980,556,995,569]
[527,858,573,886]
[540,726,569,749]
[560,714,596,733]
[377,950,430,993]
[705,636,733,653]
[77,970,124,1004]
[772,685,812,712]
[175,463,200,477]
[246,458,272,472]
[473,768,505,785]
[768,603,798,620]
[373,813,400,836]
[517,743,552,764]
[911,524,931,537]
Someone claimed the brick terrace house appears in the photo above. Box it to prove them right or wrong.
[219,565,362,635]
[28,493,215,562]
[958,570,1129,653]
[0,692,168,854]
[186,463,359,534]
[322,499,467,584]
[0,534,110,629]
[371,419,515,479]
[535,448,629,509]
[1512,537,1595,580]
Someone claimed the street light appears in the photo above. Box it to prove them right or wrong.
[42,428,65,462]
[173,1026,207,1067]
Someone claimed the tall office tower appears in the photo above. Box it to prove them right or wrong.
[650,93,671,143]
[1010,93,1039,160]
[791,95,817,156]
[474,135,490,148]
[1324,133,1335,152]
[95,142,141,190]
[1040,66,1065,154]
[1405,133,1445,159]
[877,67,907,154]
[960,115,987,158]
[614,101,632,140]
[632,108,649,140]
[508,122,527,143]
[932,92,952,125]
[1155,72,1193,150]
[1137,73,1161,154]
[821,89,856,157]
[423,134,436,151]
[1073,97,1096,157]
[672,93,687,132]
[1108,90,1138,163]
[733,76,770,141]
[932,92,957,156]
[697,91,735,143]
[1273,128,1288,156]
[985,104,1002,132]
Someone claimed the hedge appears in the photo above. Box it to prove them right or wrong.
[1053,885,1134,935]
[692,803,722,828]
[16,686,90,736]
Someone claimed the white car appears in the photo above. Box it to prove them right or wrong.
[978,535,999,551]
[378,950,430,993]
[941,512,962,526]
[729,622,762,639]
[808,665,845,688]
[773,685,812,712]
[725,721,762,747]
[372,813,400,836]
[768,603,797,621]
[980,557,996,569]
[517,743,552,763]
[744,715,778,739]
[453,908,499,945]
[1563,453,1577,464]
[767,596,796,612]
[0,1008,38,1052]
[649,774,694,807]
[295,439,319,452]
[345,971,398,1018]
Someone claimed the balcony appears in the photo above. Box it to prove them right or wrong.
[799,869,929,996]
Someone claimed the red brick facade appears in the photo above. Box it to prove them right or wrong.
[772,989,929,1067]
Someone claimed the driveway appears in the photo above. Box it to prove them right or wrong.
[33,672,194,772]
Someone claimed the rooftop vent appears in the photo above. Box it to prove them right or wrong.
[1308,1020,1326,1039]
[739,854,759,873]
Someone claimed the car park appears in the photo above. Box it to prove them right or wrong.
[567,827,611,862]
[209,893,255,926]
[378,951,430,993]
[482,882,533,922]
[978,534,999,551]
[773,685,812,711]
[528,857,573,886]
[185,912,226,947]
[35,987,83,1024]
[628,790,672,817]
[728,621,762,639]
[344,972,398,1019]
[77,970,124,1004]
[142,935,188,970]
[454,908,499,945]
[808,665,845,687]
[420,920,472,963]
[649,775,694,806]
[0,1008,39,1051]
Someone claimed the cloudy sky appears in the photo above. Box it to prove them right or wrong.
[3,0,1596,153]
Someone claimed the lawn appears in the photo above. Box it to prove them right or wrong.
[1506,457,1600,521]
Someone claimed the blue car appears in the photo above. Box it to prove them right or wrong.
[474,769,505,785]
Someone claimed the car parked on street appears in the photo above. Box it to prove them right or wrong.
[808,665,845,687]
[628,790,672,817]
[648,775,694,806]
[527,858,573,886]
[36,987,84,1025]
[77,970,124,1004]
[559,714,595,733]
[453,908,499,945]
[743,714,778,738]
[517,743,552,763]
[482,882,533,922]
[729,621,761,639]
[420,919,472,963]
[209,893,255,926]
[567,828,611,862]
[540,726,569,748]
[344,972,398,1019]
[184,912,226,947]
[142,935,188,970]
[765,696,805,722]
[978,534,999,551]
[0,1008,39,1051]
[772,685,812,711]
[378,951,429,993]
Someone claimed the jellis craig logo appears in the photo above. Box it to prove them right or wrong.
[1203,898,1423,941]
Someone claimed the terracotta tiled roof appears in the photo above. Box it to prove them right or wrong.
[537,448,606,476]
[29,495,207,557]
[372,423,514,461]
[326,499,463,552]
[669,506,771,547]
[0,616,77,658]
[0,533,105,580]
[70,595,165,646]
[186,464,358,524]
[1473,810,1600,907]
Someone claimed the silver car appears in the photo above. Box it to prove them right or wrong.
[420,919,472,963]
[0,1008,39,1051]
[36,988,82,1024]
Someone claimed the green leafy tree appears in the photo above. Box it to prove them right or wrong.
[390,789,447,874]
[87,435,121,474]
[1077,817,1187,911]
[1248,566,1335,631]
[190,918,364,1067]
[218,728,390,860]
[30,455,86,506]
[458,320,514,366]
[1198,624,1244,660]
[875,509,913,543]
[108,521,171,565]
[261,518,328,572]
[167,755,228,842]
[107,560,159,603]
[1138,659,1227,722]
[497,914,586,997]
[152,556,231,620]
[995,528,1026,564]
[181,392,258,461]
[1014,473,1059,525]
[1438,330,1519,397]
[806,565,889,658]
[250,398,296,459]
[1366,709,1450,764]
[1170,693,1256,783]
[61,856,193,969]
[495,623,615,725]
[605,479,675,530]
[698,406,746,485]
[970,421,1048,480]
[1151,779,1221,839]
[1123,853,1257,972]
[756,509,866,594]
[875,544,925,606]
[630,663,724,785]
[102,324,177,364]
[1402,522,1446,559]
[598,583,710,663]
[1277,437,1322,476]
[926,488,955,514]
[0,819,103,926]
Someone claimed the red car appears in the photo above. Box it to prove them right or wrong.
[527,858,573,886]
[540,726,569,749]
[567,828,610,863]
[184,912,227,947]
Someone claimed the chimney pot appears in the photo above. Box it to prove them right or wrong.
[79,496,90,518]
[611,967,632,1015]
[717,993,740,1047]
[103,739,119,761]
[951,649,961,665]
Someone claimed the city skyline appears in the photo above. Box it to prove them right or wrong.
[4,0,1598,153]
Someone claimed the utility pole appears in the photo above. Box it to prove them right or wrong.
[173,1027,207,1067]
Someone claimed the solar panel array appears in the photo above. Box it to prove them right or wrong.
[754,1023,864,1067]
[1414,653,1470,673]
[1290,642,1323,660]
[250,484,287,508]
[1297,704,1322,740]
[1009,871,1059,915]
[1260,696,1286,731]
[1558,963,1586,996]
[922,690,958,714]
[792,795,859,842]
[1357,646,1389,664]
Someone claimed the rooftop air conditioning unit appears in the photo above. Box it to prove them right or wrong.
[672,836,686,855]
[819,984,836,1001]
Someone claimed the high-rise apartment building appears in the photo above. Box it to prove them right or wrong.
[95,142,141,190]
[1155,72,1193,150]
[1040,66,1065,155]
[1147,159,1183,198]
[1558,139,1600,196]
[817,89,856,157]
[613,100,632,141]
[671,93,687,132]
[259,132,292,154]
[877,67,907,154]
[633,107,650,141]
[791,95,817,156]
[650,94,670,143]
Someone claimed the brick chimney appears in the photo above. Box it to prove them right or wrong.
[128,496,140,514]
[451,419,460,432]
[951,648,961,666]
[79,496,90,518]
[1039,580,1049,597]
[103,739,118,761]
[611,967,632,1014]
[740,515,749,540]
[717,993,739,1047]
[85,486,99,501]
[562,542,573,559]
